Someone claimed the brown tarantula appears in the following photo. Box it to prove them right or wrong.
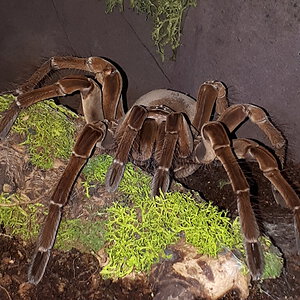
[0,56,299,285]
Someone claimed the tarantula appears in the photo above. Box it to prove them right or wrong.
[0,56,299,286]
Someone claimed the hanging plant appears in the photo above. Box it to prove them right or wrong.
[105,0,198,61]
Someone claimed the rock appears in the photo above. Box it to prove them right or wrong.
[150,240,250,300]
[17,282,35,300]
[2,183,13,193]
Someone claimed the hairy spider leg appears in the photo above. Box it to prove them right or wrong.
[218,104,286,207]
[0,76,107,139]
[131,118,158,161]
[233,138,300,254]
[152,111,193,196]
[28,122,106,284]
[105,105,148,192]
[192,81,228,131]
[200,121,263,280]
[17,56,123,120]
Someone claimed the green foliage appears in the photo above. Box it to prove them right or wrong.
[56,218,106,253]
[102,190,244,279]
[0,94,77,169]
[261,236,283,279]
[82,154,150,198]
[0,192,106,253]
[0,151,284,281]
[0,94,16,112]
[82,154,114,197]
[83,155,243,278]
[84,155,284,280]
[0,193,43,240]
[105,0,198,61]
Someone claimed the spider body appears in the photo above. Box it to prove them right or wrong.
[0,56,299,287]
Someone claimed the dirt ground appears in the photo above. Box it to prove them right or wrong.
[0,142,300,299]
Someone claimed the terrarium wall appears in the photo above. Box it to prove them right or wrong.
[0,0,299,162]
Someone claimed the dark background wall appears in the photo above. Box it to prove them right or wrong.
[0,0,299,162]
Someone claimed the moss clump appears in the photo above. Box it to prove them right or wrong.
[83,154,150,197]
[0,94,77,169]
[1,151,283,280]
[261,236,283,279]
[55,218,106,253]
[0,192,106,253]
[105,0,198,61]
[0,193,43,240]
[102,192,244,278]
[84,155,284,280]
[82,154,115,197]
[83,155,244,279]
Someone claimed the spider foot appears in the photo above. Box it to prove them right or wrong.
[152,167,170,197]
[245,241,263,280]
[271,185,288,208]
[0,102,20,140]
[28,249,51,285]
[106,160,125,192]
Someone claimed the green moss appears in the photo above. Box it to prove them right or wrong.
[101,191,244,279]
[0,193,43,240]
[0,94,15,111]
[105,0,198,61]
[82,154,114,197]
[0,94,77,169]
[82,154,150,198]
[55,218,106,253]
[83,155,244,278]
[261,236,283,279]
[83,155,284,280]
[0,192,106,253]
[1,151,284,280]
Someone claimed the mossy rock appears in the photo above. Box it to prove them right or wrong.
[0,94,77,169]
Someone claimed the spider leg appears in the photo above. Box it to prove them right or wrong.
[200,121,263,280]
[192,81,228,131]
[218,104,286,164]
[106,105,148,192]
[170,115,195,179]
[17,56,123,120]
[177,113,194,158]
[0,75,114,139]
[0,101,20,140]
[132,118,158,161]
[154,121,166,162]
[28,121,106,284]
[218,104,286,206]
[233,138,300,253]
[173,81,228,179]
[152,113,193,196]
